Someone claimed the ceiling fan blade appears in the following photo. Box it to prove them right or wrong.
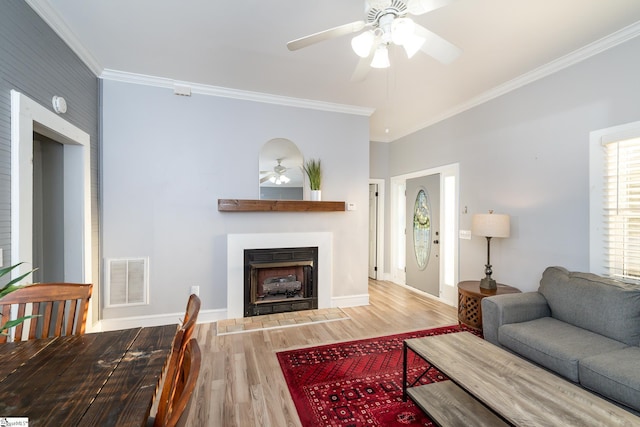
[414,23,461,64]
[287,21,366,51]
[351,57,372,82]
[260,175,273,184]
[406,0,455,16]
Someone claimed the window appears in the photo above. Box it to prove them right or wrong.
[590,121,640,283]
[604,137,640,282]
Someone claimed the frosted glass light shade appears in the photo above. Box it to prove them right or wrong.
[351,31,375,58]
[401,33,426,58]
[370,45,390,68]
[391,18,415,46]
[472,213,510,238]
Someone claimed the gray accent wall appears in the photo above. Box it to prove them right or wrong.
[388,35,640,292]
[101,79,370,319]
[0,3,99,315]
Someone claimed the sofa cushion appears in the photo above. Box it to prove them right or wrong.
[499,317,628,382]
[538,266,640,346]
[580,347,640,412]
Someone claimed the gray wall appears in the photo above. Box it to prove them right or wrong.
[388,35,640,292]
[101,79,370,319]
[0,3,100,316]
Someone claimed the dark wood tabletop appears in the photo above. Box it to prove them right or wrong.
[0,324,176,427]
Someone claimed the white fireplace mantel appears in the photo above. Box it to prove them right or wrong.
[227,232,333,319]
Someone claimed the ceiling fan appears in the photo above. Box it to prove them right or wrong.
[260,159,291,185]
[287,0,461,80]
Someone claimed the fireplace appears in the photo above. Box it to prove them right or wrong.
[244,247,318,317]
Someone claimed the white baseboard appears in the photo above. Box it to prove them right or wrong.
[91,294,370,332]
[94,308,226,332]
[332,293,369,308]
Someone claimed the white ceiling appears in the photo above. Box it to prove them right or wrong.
[28,0,640,142]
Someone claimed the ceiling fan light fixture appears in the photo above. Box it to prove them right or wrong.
[370,45,390,68]
[391,18,415,46]
[402,33,426,58]
[280,175,291,184]
[351,31,375,58]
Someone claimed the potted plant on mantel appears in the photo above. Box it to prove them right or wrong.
[303,158,322,201]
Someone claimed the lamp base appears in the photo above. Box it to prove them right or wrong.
[480,277,497,290]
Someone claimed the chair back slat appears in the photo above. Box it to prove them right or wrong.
[66,300,78,336]
[153,294,201,427]
[155,338,201,427]
[0,283,92,343]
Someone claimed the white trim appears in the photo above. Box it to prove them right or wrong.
[390,21,640,142]
[390,163,459,307]
[589,120,640,276]
[331,294,369,308]
[97,309,225,332]
[24,0,102,76]
[100,69,375,117]
[10,90,92,286]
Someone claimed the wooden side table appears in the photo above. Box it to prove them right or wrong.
[457,281,520,331]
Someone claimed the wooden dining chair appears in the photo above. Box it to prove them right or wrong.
[153,293,201,426]
[153,338,201,427]
[0,283,92,343]
[181,293,201,346]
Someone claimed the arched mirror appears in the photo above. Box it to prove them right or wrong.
[259,138,304,200]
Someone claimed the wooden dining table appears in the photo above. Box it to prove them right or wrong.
[0,324,176,426]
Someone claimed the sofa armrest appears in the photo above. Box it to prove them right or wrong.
[481,292,550,346]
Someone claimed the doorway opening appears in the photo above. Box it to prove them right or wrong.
[390,163,459,306]
[10,90,92,287]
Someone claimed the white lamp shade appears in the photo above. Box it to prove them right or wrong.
[401,33,426,58]
[471,213,510,238]
[391,18,415,46]
[351,31,375,58]
[370,45,390,68]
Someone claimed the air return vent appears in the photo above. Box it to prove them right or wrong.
[106,258,149,307]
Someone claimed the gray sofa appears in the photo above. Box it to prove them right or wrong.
[482,266,640,413]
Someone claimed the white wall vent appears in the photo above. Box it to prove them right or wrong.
[105,257,149,307]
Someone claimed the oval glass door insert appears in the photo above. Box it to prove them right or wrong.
[413,188,431,270]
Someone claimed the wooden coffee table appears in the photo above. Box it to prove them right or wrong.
[403,332,639,426]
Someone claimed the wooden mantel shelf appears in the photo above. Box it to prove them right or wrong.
[218,199,346,212]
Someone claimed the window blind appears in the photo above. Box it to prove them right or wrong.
[604,137,640,282]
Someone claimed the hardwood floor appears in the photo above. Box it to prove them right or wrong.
[184,279,458,426]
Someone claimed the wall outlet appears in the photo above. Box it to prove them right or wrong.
[190,285,200,296]
[459,230,472,240]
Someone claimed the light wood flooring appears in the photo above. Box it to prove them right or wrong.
[184,279,458,426]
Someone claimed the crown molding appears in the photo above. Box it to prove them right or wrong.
[25,0,103,76]
[100,69,375,117]
[394,20,640,142]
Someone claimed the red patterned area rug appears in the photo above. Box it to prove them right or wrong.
[277,325,480,427]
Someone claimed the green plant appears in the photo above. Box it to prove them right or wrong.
[303,158,322,191]
[0,262,38,335]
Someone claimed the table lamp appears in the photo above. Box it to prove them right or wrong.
[472,210,510,290]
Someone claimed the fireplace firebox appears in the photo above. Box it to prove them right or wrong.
[244,247,318,317]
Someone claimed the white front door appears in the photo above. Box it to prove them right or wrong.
[405,174,440,297]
